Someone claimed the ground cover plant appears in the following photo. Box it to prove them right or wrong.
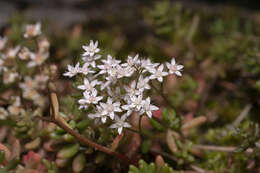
[0,0,259,172]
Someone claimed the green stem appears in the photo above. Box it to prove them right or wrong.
[151,82,184,138]
[126,128,140,134]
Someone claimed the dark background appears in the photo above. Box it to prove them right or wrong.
[1,0,260,29]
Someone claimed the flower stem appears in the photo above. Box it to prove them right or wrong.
[151,82,184,138]
[39,92,138,167]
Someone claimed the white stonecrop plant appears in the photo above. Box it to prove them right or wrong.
[0,22,51,120]
[63,40,183,134]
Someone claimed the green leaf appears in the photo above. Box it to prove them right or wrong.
[72,153,86,173]
[57,144,79,159]
[129,165,140,173]
[149,118,164,131]
[0,151,5,164]
[141,140,152,154]
[148,163,155,173]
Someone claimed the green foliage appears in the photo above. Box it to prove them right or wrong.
[129,160,174,173]
[0,0,259,172]
[0,159,19,172]
[162,108,181,130]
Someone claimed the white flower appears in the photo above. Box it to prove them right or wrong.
[137,75,150,92]
[166,58,183,76]
[27,52,49,67]
[97,55,121,75]
[24,22,41,38]
[88,105,108,123]
[117,65,134,78]
[0,108,8,120]
[78,90,103,106]
[140,97,159,118]
[109,114,131,134]
[122,54,140,67]
[38,37,50,53]
[100,97,122,120]
[63,62,80,78]
[5,46,20,59]
[82,54,101,68]
[22,88,40,101]
[35,74,49,90]
[18,47,31,60]
[79,63,95,75]
[122,94,144,114]
[19,76,37,91]
[130,94,144,111]
[141,59,159,72]
[0,36,7,50]
[8,96,25,116]
[149,64,168,82]
[107,66,120,78]
[77,78,100,92]
[124,80,141,98]
[82,40,100,57]
[3,71,19,84]
[107,87,123,100]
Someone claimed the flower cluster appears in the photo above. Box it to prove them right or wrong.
[64,40,184,134]
[0,22,52,119]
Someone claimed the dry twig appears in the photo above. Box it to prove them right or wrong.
[37,92,138,167]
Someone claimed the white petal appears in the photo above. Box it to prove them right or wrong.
[118,127,123,134]
[78,99,86,104]
[158,64,164,71]
[101,117,107,123]
[109,113,115,120]
[177,65,184,70]
[110,124,117,129]
[123,122,131,128]
[171,58,176,65]
[77,85,86,90]
[151,105,159,111]
[147,111,152,118]
[166,62,171,69]
[175,71,182,76]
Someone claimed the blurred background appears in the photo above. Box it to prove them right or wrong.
[1,0,260,140]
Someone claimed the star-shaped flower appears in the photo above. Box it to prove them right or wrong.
[100,97,122,120]
[78,90,103,106]
[24,22,41,38]
[121,54,140,68]
[82,54,101,68]
[77,78,101,93]
[79,63,95,75]
[140,97,159,118]
[109,114,131,134]
[137,75,151,92]
[148,64,168,82]
[63,62,80,78]
[130,94,144,112]
[27,52,49,67]
[166,57,184,76]
[88,105,108,123]
[97,55,121,75]
[82,40,100,57]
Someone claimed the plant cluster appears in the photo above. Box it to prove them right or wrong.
[63,39,183,135]
[0,0,259,172]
